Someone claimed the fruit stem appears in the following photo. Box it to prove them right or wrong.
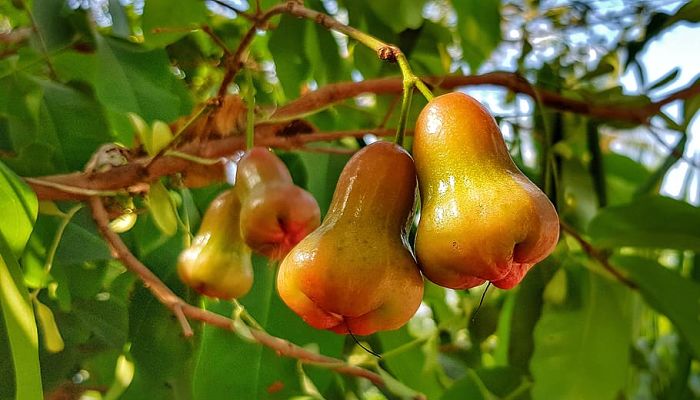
[395,77,413,147]
[245,69,256,150]
[29,204,83,300]
[276,2,434,105]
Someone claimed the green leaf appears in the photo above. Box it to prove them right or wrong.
[297,151,352,216]
[475,366,529,398]
[588,196,700,251]
[408,22,452,76]
[303,14,346,87]
[35,80,114,171]
[379,328,446,399]
[147,181,179,236]
[603,153,651,205]
[141,0,207,47]
[613,255,700,358]
[453,0,502,71]
[365,0,427,33]
[108,0,131,39]
[55,208,112,265]
[441,369,492,400]
[0,160,38,257]
[506,256,558,373]
[647,67,680,91]
[269,16,310,100]
[122,285,194,400]
[148,120,174,156]
[666,0,700,25]
[94,36,192,143]
[34,299,64,353]
[32,0,75,51]
[0,233,43,400]
[531,264,633,400]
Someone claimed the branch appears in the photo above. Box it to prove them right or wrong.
[27,129,396,200]
[25,73,700,201]
[88,196,384,386]
[270,72,700,124]
[560,222,638,289]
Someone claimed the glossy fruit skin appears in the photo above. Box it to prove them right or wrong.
[236,148,321,260]
[277,141,424,336]
[178,189,253,299]
[413,92,559,290]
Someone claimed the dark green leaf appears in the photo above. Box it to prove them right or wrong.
[440,369,490,400]
[55,209,112,265]
[531,264,633,400]
[122,284,194,400]
[666,0,700,25]
[647,68,680,91]
[365,0,427,33]
[506,256,558,372]
[453,0,502,71]
[36,80,114,171]
[297,150,351,216]
[379,328,446,399]
[193,256,343,399]
[32,0,75,51]
[141,0,207,47]
[269,16,310,100]
[613,255,700,358]
[588,196,700,251]
[94,36,192,143]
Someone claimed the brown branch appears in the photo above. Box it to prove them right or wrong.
[271,72,700,124]
[0,27,32,45]
[88,196,384,386]
[560,222,638,289]
[217,3,291,97]
[27,129,396,201]
[202,25,233,57]
[25,73,699,201]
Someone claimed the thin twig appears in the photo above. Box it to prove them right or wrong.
[88,196,384,386]
[560,222,638,289]
[174,304,194,338]
[646,125,700,169]
[201,25,233,57]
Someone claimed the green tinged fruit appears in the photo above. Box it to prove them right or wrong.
[178,189,253,299]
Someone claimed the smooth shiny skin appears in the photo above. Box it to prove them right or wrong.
[236,148,321,260]
[414,92,559,290]
[277,141,424,335]
[178,189,253,299]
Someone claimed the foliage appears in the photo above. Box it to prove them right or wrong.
[1,0,699,399]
